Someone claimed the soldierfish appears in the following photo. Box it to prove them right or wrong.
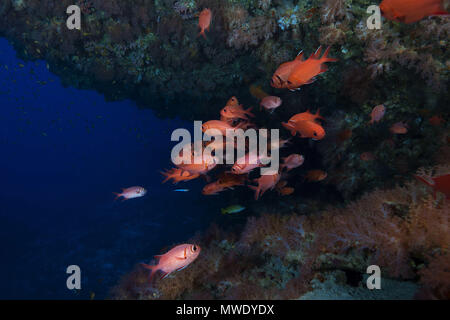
[281,154,305,171]
[260,96,282,112]
[380,0,448,24]
[202,120,244,135]
[271,51,305,89]
[248,171,280,200]
[287,109,325,124]
[282,120,326,140]
[286,46,338,91]
[369,104,386,124]
[161,168,200,184]
[198,8,212,39]
[231,151,265,174]
[113,186,147,201]
[141,244,201,282]
[390,121,408,134]
[305,170,327,182]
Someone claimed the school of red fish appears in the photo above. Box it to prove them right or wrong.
[134,3,449,281]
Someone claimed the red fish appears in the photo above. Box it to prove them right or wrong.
[369,104,386,124]
[305,170,327,182]
[279,186,295,196]
[415,173,450,199]
[281,154,305,171]
[360,152,375,161]
[429,115,445,126]
[248,171,280,200]
[271,51,305,89]
[177,159,217,175]
[260,96,282,112]
[231,151,264,175]
[202,120,244,135]
[380,0,448,24]
[202,173,246,195]
[286,46,338,91]
[202,181,227,195]
[161,168,200,184]
[113,186,146,201]
[141,244,201,282]
[286,109,324,124]
[198,8,212,39]
[282,120,326,140]
[225,96,240,107]
[220,105,254,121]
[390,121,408,134]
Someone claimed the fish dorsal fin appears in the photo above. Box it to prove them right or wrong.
[154,254,163,259]
[295,50,304,61]
[313,46,323,59]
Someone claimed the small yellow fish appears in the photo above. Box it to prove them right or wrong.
[221,205,246,215]
[90,292,95,300]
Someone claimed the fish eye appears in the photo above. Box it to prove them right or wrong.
[313,132,318,136]
[192,245,197,251]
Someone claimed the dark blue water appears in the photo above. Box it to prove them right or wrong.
[0,38,224,299]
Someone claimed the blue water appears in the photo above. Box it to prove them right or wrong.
[0,38,225,299]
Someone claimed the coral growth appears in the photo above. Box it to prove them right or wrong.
[111,175,449,299]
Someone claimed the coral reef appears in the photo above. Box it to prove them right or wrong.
[1,0,448,299]
[111,172,449,299]
[0,0,448,199]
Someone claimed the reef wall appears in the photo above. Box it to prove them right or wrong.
[1,0,448,197]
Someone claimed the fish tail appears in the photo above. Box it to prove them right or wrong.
[140,263,157,283]
[321,46,338,63]
[315,108,325,120]
[221,208,226,215]
[245,107,255,117]
[311,45,322,59]
[112,192,122,201]
[198,30,206,39]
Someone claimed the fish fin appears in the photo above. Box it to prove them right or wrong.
[313,45,323,59]
[295,50,304,61]
[430,11,449,16]
[304,77,317,84]
[112,192,121,201]
[176,265,188,272]
[221,208,226,214]
[315,108,325,121]
[321,46,338,63]
[154,255,163,259]
[140,263,157,283]
[319,64,328,74]
[245,107,255,117]
[140,263,156,271]
[197,30,206,39]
